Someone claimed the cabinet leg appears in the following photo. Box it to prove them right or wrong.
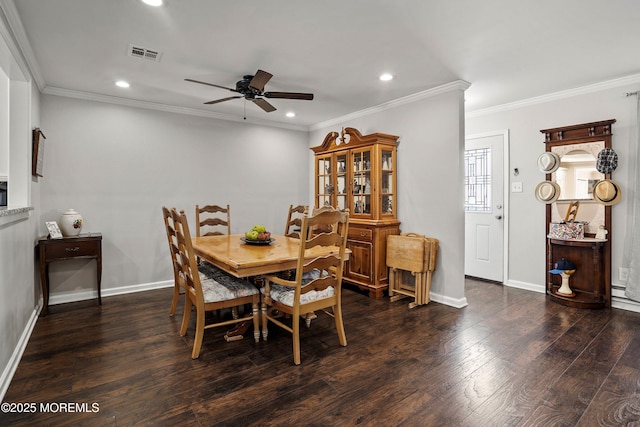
[368,289,385,299]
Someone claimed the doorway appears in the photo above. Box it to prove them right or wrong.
[464,130,509,283]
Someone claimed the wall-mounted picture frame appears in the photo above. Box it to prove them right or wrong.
[32,128,46,177]
[45,221,63,239]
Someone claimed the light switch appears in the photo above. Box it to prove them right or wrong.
[511,182,523,193]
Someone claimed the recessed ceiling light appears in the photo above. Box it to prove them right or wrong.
[379,73,393,81]
[141,0,163,6]
[115,81,130,88]
[286,112,295,118]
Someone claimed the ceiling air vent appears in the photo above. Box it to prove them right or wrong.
[127,44,162,62]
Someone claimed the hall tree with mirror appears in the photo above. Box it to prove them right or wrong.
[539,119,617,308]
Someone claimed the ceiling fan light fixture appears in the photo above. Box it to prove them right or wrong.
[379,73,393,81]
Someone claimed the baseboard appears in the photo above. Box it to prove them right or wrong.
[612,297,640,313]
[612,286,640,313]
[0,304,41,402]
[48,280,174,306]
[430,292,468,309]
[504,279,545,294]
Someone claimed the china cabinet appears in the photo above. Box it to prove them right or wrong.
[540,120,615,308]
[311,127,400,298]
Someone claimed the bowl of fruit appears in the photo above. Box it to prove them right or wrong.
[241,224,274,245]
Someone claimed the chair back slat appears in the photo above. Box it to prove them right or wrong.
[200,218,228,227]
[305,232,343,249]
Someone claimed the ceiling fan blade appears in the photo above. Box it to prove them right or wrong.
[204,96,242,105]
[252,98,276,112]
[249,70,273,92]
[185,78,237,92]
[263,91,314,100]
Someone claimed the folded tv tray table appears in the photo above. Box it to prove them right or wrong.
[386,233,438,309]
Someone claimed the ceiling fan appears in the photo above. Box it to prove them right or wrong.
[185,69,314,113]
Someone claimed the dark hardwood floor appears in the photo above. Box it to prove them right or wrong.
[2,279,640,426]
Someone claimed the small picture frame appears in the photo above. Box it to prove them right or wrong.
[46,221,63,239]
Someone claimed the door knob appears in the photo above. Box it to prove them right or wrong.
[495,215,503,220]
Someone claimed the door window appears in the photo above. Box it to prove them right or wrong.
[464,147,491,213]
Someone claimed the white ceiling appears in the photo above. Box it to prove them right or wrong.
[7,0,640,129]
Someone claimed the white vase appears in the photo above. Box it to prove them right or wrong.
[59,209,83,237]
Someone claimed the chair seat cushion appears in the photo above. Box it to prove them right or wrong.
[198,262,258,302]
[262,270,334,307]
[262,284,334,307]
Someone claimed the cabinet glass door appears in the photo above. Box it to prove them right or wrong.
[316,155,333,208]
[336,154,347,211]
[381,149,394,215]
[351,149,372,216]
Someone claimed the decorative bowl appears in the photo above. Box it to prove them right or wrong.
[240,237,275,246]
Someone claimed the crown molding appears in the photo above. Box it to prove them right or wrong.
[310,80,471,131]
[466,73,640,118]
[41,86,310,132]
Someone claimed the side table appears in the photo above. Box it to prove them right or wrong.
[37,233,102,316]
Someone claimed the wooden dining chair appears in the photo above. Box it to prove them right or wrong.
[284,204,307,238]
[170,208,260,359]
[162,206,183,316]
[195,204,231,237]
[261,207,350,365]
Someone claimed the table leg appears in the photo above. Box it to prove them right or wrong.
[96,256,102,305]
[40,262,49,316]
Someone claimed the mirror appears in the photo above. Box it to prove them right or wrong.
[550,141,605,234]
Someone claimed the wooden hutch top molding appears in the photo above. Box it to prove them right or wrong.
[540,119,616,145]
[311,127,400,154]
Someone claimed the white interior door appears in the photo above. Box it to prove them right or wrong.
[465,131,507,283]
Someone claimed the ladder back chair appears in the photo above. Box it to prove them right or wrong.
[284,204,307,238]
[162,206,182,316]
[170,208,260,359]
[261,207,350,365]
[196,204,231,237]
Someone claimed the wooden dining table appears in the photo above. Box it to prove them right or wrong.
[191,233,350,341]
[192,233,349,278]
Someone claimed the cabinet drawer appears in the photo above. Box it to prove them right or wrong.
[43,241,100,261]
[348,227,373,241]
